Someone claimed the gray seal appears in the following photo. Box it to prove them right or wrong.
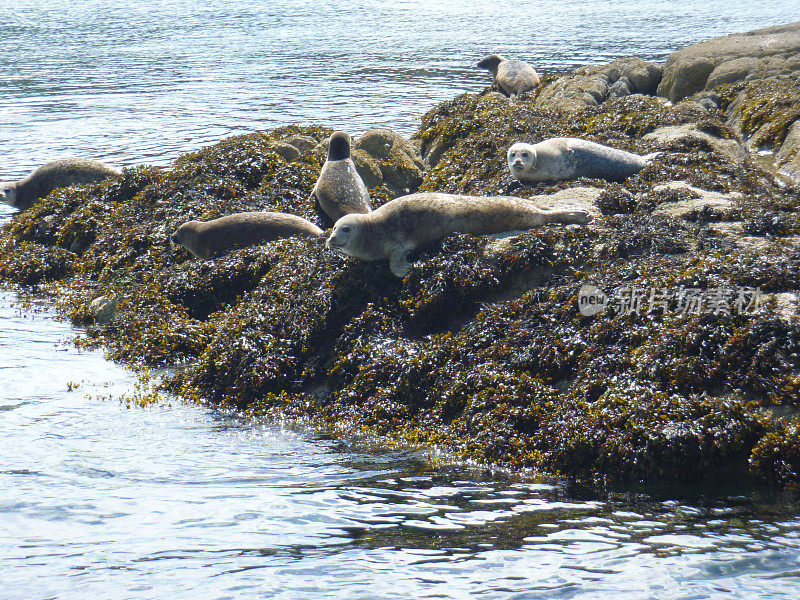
[312,131,372,221]
[171,211,323,259]
[507,138,657,183]
[477,54,540,99]
[1,158,121,210]
[326,192,591,277]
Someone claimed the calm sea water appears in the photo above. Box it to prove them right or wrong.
[2,0,800,179]
[2,2,800,598]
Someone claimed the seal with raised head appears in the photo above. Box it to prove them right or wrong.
[477,54,540,99]
[326,192,591,277]
[507,138,657,183]
[171,212,323,259]
[0,158,121,211]
[312,131,372,222]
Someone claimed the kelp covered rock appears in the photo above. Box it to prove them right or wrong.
[1,47,800,486]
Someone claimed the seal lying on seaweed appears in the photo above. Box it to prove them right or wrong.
[507,138,658,182]
[1,158,120,210]
[171,212,323,259]
[326,192,590,277]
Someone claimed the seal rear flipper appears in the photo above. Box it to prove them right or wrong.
[644,151,662,163]
[548,209,592,226]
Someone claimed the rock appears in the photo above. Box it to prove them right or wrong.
[281,135,317,154]
[89,294,117,325]
[705,56,765,89]
[706,221,745,237]
[658,22,800,101]
[531,186,604,219]
[672,100,712,119]
[723,77,800,152]
[651,181,741,219]
[313,138,330,155]
[535,73,609,112]
[355,129,424,194]
[269,141,301,162]
[608,78,632,98]
[772,292,800,321]
[642,123,747,165]
[534,57,662,112]
[776,119,800,180]
[695,91,721,111]
[606,58,663,95]
[351,149,383,189]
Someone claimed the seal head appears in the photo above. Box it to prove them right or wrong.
[328,131,352,161]
[477,54,504,76]
[507,143,537,177]
[0,184,17,208]
[326,213,371,259]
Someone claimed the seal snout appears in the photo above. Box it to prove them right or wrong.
[170,230,180,244]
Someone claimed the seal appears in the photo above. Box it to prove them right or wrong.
[312,131,372,222]
[171,211,323,259]
[326,192,591,277]
[507,138,657,183]
[0,158,121,211]
[477,54,540,99]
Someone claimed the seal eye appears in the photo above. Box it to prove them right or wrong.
[341,225,351,233]
[521,152,529,158]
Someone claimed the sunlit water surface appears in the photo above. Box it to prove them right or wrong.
[2,2,800,598]
[2,0,800,179]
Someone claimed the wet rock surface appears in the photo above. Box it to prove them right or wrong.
[2,26,800,486]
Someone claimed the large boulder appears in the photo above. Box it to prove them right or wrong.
[776,119,800,180]
[658,22,800,102]
[642,123,747,165]
[355,129,425,196]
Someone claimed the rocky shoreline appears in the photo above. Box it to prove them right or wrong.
[1,23,799,485]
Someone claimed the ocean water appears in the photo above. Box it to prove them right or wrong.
[1,0,800,179]
[2,2,800,598]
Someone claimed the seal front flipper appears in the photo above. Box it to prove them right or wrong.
[388,246,416,278]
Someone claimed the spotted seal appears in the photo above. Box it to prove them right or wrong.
[171,212,323,259]
[311,131,372,222]
[326,192,590,277]
[507,138,657,183]
[1,158,121,210]
[477,54,540,99]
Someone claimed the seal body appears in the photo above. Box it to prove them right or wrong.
[0,158,121,210]
[326,192,590,277]
[312,131,372,222]
[508,138,653,183]
[171,212,323,259]
[477,54,540,99]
